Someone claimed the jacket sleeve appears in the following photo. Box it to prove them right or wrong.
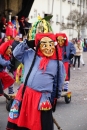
[70,42,76,55]
[51,61,65,103]
[0,55,10,67]
[13,40,29,64]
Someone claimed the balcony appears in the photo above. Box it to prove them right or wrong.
[56,21,60,25]
[62,22,65,25]
[77,3,80,6]
[68,0,71,4]
[72,2,75,5]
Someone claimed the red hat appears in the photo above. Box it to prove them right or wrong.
[35,33,62,60]
[35,33,56,47]
[7,21,13,26]
[0,40,13,60]
[55,33,68,46]
[1,17,6,22]
[21,16,25,20]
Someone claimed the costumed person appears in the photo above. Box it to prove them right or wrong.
[6,33,65,130]
[12,16,20,34]
[6,21,18,40]
[55,33,76,91]
[15,15,53,84]
[0,40,15,96]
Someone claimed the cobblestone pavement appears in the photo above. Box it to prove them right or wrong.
[53,52,87,130]
[0,52,87,130]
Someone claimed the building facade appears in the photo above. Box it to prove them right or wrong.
[29,0,87,40]
[0,0,22,19]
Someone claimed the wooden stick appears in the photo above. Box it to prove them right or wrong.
[53,116,62,130]
[3,93,10,100]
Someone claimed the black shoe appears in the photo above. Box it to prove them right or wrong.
[83,64,85,66]
[63,89,68,92]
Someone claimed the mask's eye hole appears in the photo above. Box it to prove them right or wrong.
[49,43,53,46]
[43,44,47,48]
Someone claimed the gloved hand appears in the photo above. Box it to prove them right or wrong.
[6,61,11,71]
[64,54,67,59]
[7,65,11,71]
[69,54,74,60]
[26,39,35,49]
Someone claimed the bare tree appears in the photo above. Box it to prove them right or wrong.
[60,10,87,39]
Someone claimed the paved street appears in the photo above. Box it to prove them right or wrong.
[0,52,87,130]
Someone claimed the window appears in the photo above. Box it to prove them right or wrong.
[38,13,40,17]
[42,11,45,18]
[56,15,59,23]
[62,16,64,24]
[34,9,37,18]
[68,0,71,3]
[77,0,80,6]
[83,0,85,8]
[80,0,83,6]
[72,0,75,4]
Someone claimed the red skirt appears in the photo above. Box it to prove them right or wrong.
[0,71,15,90]
[8,85,42,130]
[63,62,70,81]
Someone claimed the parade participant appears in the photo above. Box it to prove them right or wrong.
[0,17,7,38]
[12,16,20,34]
[6,22,18,39]
[6,33,65,130]
[55,33,76,91]
[0,40,15,95]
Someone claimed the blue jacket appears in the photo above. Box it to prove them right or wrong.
[13,41,65,109]
[50,42,76,104]
[0,55,11,72]
[63,42,76,63]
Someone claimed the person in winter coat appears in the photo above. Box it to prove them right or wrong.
[73,40,83,70]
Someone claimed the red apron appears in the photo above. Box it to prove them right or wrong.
[8,85,42,130]
[0,71,15,90]
[63,62,70,81]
